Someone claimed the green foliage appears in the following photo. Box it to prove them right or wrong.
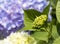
[52,25,59,39]
[51,0,58,8]
[31,31,48,42]
[53,37,60,44]
[51,0,58,20]
[56,1,60,23]
[42,4,50,15]
[22,10,33,30]
[56,23,60,35]
[37,40,48,44]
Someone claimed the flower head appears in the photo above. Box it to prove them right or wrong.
[0,32,36,44]
[32,15,47,28]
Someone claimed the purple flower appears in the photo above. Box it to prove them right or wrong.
[0,0,48,38]
[48,6,52,22]
[21,0,48,12]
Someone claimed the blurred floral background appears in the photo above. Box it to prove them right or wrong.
[0,0,60,44]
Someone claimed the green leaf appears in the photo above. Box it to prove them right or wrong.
[42,4,50,15]
[53,37,60,44]
[51,0,58,8]
[22,10,33,30]
[31,31,48,42]
[56,23,60,35]
[56,1,60,23]
[37,40,48,44]
[52,25,59,39]
[24,9,42,20]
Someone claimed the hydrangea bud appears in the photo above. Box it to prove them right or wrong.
[32,15,47,28]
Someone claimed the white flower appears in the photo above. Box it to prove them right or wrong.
[0,32,36,44]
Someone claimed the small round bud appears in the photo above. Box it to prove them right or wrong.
[32,15,47,28]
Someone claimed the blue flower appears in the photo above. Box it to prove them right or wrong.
[0,0,48,38]
[48,6,52,22]
[21,0,48,12]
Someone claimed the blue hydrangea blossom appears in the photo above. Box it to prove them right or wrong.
[0,0,48,37]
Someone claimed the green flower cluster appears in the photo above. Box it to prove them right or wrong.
[32,15,47,28]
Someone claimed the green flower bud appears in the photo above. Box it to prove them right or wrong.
[32,15,47,28]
